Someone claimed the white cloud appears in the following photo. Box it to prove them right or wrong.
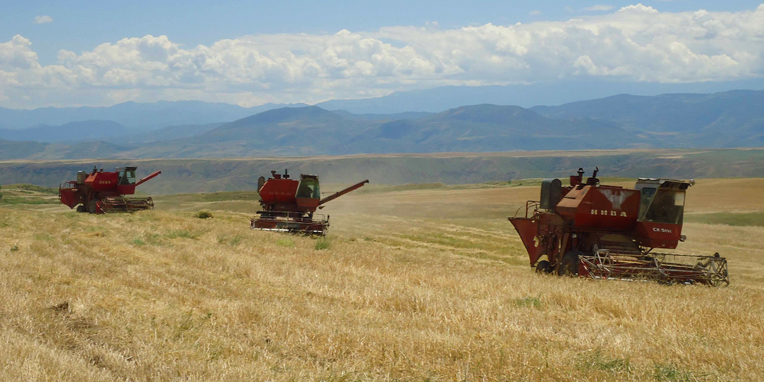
[530,10,542,16]
[584,5,616,11]
[2,4,764,108]
[34,15,53,24]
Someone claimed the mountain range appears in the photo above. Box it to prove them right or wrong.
[0,101,307,130]
[0,89,762,160]
[531,90,764,147]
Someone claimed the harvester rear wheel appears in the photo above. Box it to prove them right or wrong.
[535,260,552,273]
[560,251,582,276]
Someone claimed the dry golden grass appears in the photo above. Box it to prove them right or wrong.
[0,178,763,381]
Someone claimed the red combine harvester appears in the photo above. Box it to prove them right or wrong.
[509,168,729,286]
[59,166,162,214]
[251,169,369,235]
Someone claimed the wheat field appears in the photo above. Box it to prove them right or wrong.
[0,179,763,381]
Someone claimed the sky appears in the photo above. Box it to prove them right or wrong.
[1,1,763,109]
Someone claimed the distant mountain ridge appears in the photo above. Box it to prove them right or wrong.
[316,79,764,114]
[531,90,764,147]
[0,101,308,130]
[0,120,130,143]
[100,104,641,159]
[342,104,637,154]
[0,89,762,160]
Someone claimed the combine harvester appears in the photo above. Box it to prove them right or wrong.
[251,169,368,235]
[59,166,162,214]
[509,168,729,286]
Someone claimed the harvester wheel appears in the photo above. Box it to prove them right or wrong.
[560,251,583,276]
[535,260,552,274]
[87,200,98,214]
[76,205,86,213]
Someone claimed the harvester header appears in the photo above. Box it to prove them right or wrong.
[509,168,728,286]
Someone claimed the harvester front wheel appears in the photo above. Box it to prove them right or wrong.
[87,200,98,214]
[560,251,582,277]
[76,205,86,213]
[535,260,552,274]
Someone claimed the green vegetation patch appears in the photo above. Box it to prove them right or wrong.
[653,362,700,382]
[686,212,764,227]
[195,210,213,219]
[0,196,59,205]
[166,230,203,240]
[576,349,632,374]
[217,235,242,246]
[514,296,543,309]
[276,237,295,248]
[157,191,261,203]
[0,184,60,205]
[314,237,331,250]
[9,184,59,195]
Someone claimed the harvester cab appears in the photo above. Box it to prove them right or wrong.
[59,166,162,214]
[509,168,728,286]
[251,169,369,235]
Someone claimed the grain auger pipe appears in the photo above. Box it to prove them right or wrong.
[318,179,370,207]
[135,170,162,187]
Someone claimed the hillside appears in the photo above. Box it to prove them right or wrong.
[342,105,639,153]
[26,141,131,160]
[316,80,764,113]
[0,91,763,159]
[0,101,308,130]
[1,178,762,380]
[532,90,764,147]
[1,148,763,195]
[114,123,225,144]
[0,120,131,143]
[0,138,48,160]
[117,105,643,158]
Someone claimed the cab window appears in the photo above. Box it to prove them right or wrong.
[296,178,320,199]
[639,188,685,224]
[119,169,137,185]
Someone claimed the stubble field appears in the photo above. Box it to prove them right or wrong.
[0,178,763,381]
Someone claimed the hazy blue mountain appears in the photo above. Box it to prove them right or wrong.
[112,122,226,144]
[27,141,131,160]
[179,106,374,156]
[0,101,308,130]
[0,120,131,143]
[531,90,764,147]
[121,104,640,158]
[330,110,434,121]
[316,79,764,114]
[0,138,48,160]
[339,104,640,154]
[2,90,764,160]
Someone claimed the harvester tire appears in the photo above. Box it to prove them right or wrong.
[560,251,582,277]
[535,260,552,273]
[76,205,86,213]
[87,200,98,214]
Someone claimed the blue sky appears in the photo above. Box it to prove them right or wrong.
[1,1,763,108]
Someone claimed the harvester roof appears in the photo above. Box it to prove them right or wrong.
[635,178,695,191]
